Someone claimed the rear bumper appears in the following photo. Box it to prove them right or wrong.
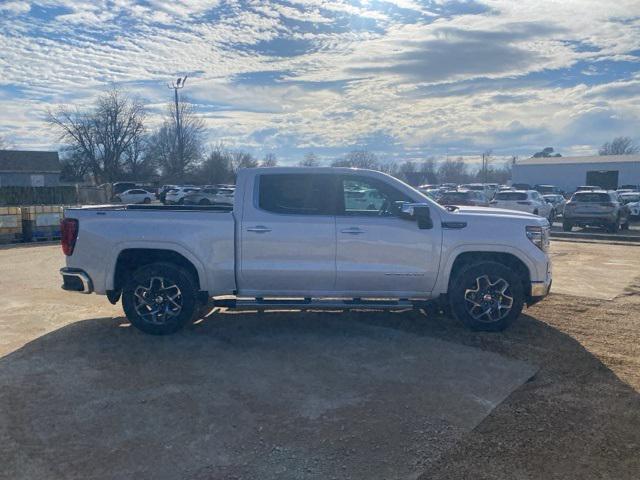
[60,268,93,294]
[565,213,616,225]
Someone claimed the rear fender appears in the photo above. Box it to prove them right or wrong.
[106,241,208,292]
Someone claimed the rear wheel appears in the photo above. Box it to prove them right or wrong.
[122,262,198,335]
[606,219,619,233]
[199,198,211,205]
[448,261,524,332]
[178,198,185,205]
[562,220,573,232]
[143,197,151,204]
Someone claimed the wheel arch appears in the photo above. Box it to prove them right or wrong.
[108,246,208,295]
[435,246,534,300]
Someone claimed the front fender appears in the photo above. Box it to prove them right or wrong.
[432,243,541,296]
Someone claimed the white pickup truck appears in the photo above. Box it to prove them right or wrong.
[60,167,552,335]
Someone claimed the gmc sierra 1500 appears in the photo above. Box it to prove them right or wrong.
[60,167,551,334]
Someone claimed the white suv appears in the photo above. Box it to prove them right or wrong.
[491,190,554,221]
[164,186,201,205]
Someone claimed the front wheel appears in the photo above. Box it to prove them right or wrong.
[122,262,198,335]
[448,261,524,331]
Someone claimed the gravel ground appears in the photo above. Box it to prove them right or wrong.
[1,243,639,479]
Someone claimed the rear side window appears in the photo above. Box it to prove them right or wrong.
[496,192,527,200]
[572,193,610,202]
[259,174,335,215]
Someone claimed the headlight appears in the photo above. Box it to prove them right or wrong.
[526,225,550,251]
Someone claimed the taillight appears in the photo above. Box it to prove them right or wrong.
[61,218,79,256]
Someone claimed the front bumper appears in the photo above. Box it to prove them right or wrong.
[60,268,93,294]
[531,280,551,297]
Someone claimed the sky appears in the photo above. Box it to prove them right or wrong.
[0,0,639,166]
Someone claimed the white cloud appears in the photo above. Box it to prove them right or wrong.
[0,0,639,159]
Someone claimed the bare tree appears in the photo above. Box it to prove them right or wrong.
[148,98,205,182]
[419,158,437,184]
[59,147,90,182]
[199,143,234,184]
[232,150,259,172]
[299,152,320,167]
[599,137,639,155]
[532,147,561,158]
[122,135,155,180]
[260,153,278,167]
[332,149,379,169]
[437,157,470,184]
[47,89,146,183]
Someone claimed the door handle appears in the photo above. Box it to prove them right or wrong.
[340,227,364,235]
[247,225,272,233]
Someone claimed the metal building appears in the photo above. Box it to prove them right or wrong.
[0,150,61,187]
[511,154,640,192]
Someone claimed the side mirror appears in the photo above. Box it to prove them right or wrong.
[398,202,433,229]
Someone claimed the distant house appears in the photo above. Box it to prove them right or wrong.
[0,150,61,187]
[512,154,640,192]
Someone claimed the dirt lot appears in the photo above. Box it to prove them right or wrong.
[0,242,639,479]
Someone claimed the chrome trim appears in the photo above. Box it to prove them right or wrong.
[60,268,93,294]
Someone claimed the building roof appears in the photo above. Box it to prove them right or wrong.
[515,154,640,166]
[0,150,61,173]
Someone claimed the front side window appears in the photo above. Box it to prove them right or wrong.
[340,176,411,216]
[258,174,336,215]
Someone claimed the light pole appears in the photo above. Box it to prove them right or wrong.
[168,76,188,176]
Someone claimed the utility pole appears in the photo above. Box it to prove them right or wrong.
[167,76,188,177]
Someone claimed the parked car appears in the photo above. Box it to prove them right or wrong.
[511,183,532,190]
[158,185,177,203]
[535,184,562,195]
[490,190,554,221]
[575,185,600,192]
[562,190,630,233]
[627,201,640,219]
[459,183,492,200]
[437,190,490,207]
[344,187,386,211]
[165,186,201,205]
[619,184,640,191]
[60,167,552,335]
[543,194,566,217]
[114,189,154,204]
[183,187,235,206]
[618,192,640,205]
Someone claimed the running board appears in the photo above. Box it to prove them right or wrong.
[213,298,425,310]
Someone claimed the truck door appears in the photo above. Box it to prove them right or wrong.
[335,174,441,296]
[239,173,337,295]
